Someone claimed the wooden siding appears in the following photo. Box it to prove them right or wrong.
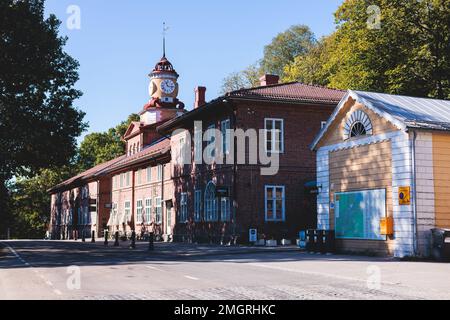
[329,141,395,255]
[432,133,450,228]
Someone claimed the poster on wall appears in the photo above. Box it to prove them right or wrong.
[335,189,386,240]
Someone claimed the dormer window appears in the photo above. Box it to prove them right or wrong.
[344,110,373,140]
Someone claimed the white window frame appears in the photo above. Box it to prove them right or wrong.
[221,197,231,222]
[120,173,124,188]
[124,201,131,222]
[264,185,285,222]
[321,121,327,129]
[180,193,188,223]
[157,165,163,181]
[194,190,202,222]
[204,182,218,222]
[264,118,284,153]
[155,197,162,224]
[136,199,143,224]
[126,172,131,187]
[145,198,152,223]
[221,118,231,155]
[136,170,142,185]
[146,167,152,183]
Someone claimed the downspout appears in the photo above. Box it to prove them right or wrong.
[411,130,419,256]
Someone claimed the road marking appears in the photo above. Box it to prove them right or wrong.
[184,276,199,281]
[146,265,163,271]
[250,263,400,286]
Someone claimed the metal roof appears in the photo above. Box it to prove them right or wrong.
[311,90,450,150]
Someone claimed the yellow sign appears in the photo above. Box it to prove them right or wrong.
[398,187,411,205]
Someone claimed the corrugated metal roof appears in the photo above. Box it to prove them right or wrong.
[228,82,346,104]
[354,91,450,125]
[311,90,450,150]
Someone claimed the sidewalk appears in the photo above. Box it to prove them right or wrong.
[61,238,301,257]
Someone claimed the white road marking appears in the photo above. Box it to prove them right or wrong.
[250,263,400,286]
[146,265,163,271]
[184,275,199,281]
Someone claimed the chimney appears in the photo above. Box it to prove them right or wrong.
[259,74,279,86]
[194,86,206,108]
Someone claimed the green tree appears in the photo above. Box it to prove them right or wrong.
[0,0,86,237]
[285,0,450,99]
[220,63,262,94]
[9,166,78,239]
[261,25,317,78]
[77,113,139,171]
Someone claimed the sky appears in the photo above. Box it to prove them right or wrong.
[44,0,343,140]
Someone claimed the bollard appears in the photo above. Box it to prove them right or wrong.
[114,231,119,246]
[91,230,95,243]
[130,231,136,249]
[149,232,154,251]
[104,230,109,246]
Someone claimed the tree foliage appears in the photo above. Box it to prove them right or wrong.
[284,0,450,99]
[76,114,139,171]
[220,63,262,94]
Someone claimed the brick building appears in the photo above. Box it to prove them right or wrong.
[49,54,345,244]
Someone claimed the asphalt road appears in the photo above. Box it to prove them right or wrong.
[0,240,449,300]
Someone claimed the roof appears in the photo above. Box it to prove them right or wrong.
[48,155,127,193]
[158,82,345,133]
[103,138,170,174]
[311,90,450,150]
[226,82,346,104]
[48,138,170,194]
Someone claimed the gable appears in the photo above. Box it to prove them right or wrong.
[123,122,142,140]
[316,97,400,149]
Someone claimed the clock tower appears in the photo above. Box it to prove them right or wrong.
[140,54,185,125]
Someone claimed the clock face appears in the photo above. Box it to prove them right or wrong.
[160,79,176,94]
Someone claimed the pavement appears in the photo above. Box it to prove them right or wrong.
[1,240,449,300]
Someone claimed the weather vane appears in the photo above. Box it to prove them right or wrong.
[162,22,169,57]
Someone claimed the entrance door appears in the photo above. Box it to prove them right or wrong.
[165,200,173,236]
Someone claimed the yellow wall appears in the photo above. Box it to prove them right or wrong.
[432,133,450,228]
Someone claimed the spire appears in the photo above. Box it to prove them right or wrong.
[162,22,169,58]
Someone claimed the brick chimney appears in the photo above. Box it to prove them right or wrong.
[194,86,206,108]
[259,74,279,86]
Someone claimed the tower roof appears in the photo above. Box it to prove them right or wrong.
[150,56,178,77]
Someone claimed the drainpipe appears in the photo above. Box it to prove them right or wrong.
[411,130,419,256]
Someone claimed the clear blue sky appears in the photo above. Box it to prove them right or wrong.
[44,0,343,140]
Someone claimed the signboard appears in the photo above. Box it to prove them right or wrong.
[335,189,386,240]
[216,186,230,198]
[249,229,257,242]
[398,187,411,205]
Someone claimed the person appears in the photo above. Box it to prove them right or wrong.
[140,222,146,241]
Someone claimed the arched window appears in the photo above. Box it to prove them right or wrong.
[343,110,373,140]
[204,181,218,222]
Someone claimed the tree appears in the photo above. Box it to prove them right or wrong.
[9,166,78,239]
[261,25,317,78]
[77,113,139,171]
[0,0,86,236]
[220,63,262,94]
[285,0,450,99]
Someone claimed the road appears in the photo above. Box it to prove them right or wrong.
[0,240,449,300]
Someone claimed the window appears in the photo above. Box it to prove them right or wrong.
[136,199,143,224]
[120,173,124,188]
[221,119,231,155]
[180,193,188,223]
[178,137,187,165]
[221,197,231,222]
[146,167,152,183]
[155,197,162,224]
[110,203,118,226]
[206,124,216,161]
[204,182,218,221]
[124,201,131,222]
[265,186,285,222]
[157,165,163,181]
[145,198,152,223]
[126,172,131,187]
[136,170,142,185]
[321,121,327,129]
[343,110,373,140]
[194,127,202,162]
[265,119,284,153]
[194,190,202,222]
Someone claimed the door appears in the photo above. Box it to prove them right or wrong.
[165,200,173,236]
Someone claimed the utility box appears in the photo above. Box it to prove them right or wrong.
[380,217,394,235]
[249,229,257,243]
[431,228,450,261]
